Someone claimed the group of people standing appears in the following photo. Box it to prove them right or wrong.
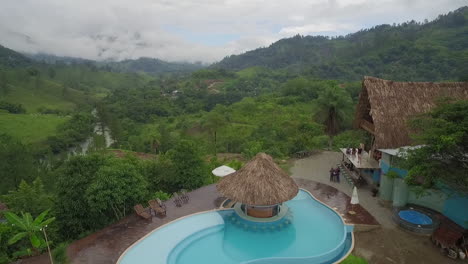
[329,167,341,182]
[345,143,365,164]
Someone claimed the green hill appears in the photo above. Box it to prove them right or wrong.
[214,6,468,81]
[0,68,88,113]
[105,57,204,75]
[0,44,31,67]
[0,112,69,144]
[27,53,205,76]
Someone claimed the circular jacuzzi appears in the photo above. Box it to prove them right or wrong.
[393,206,439,234]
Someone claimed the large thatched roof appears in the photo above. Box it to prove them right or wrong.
[355,76,468,149]
[217,153,298,206]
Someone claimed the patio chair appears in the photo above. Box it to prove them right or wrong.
[149,199,166,217]
[173,193,182,207]
[180,189,189,203]
[156,198,166,210]
[134,204,152,220]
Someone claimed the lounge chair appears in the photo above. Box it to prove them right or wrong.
[134,204,152,220]
[173,193,182,207]
[156,198,166,210]
[181,189,189,203]
[149,200,166,217]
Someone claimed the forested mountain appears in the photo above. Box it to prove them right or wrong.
[214,6,468,81]
[27,53,94,65]
[0,45,31,67]
[27,53,204,76]
[105,57,204,75]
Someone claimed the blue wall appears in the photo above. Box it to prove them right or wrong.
[380,160,408,178]
[443,196,468,229]
[372,170,380,183]
[379,160,468,229]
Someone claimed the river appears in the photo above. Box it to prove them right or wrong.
[69,108,115,155]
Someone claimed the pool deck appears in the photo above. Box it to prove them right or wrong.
[295,179,379,229]
[15,179,378,264]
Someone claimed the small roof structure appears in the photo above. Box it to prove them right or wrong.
[217,153,298,206]
[378,146,423,157]
[354,77,468,149]
[212,165,236,177]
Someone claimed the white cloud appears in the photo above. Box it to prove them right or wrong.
[279,23,358,36]
[0,0,465,63]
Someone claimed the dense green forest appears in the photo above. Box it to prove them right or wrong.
[214,6,468,81]
[0,6,467,263]
[28,54,205,76]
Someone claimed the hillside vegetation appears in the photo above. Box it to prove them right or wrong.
[214,7,468,81]
[0,113,69,144]
[0,45,31,67]
[0,7,467,263]
[28,53,205,76]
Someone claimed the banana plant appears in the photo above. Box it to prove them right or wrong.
[4,209,55,255]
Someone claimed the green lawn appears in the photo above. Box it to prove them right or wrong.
[0,112,69,143]
[1,80,85,113]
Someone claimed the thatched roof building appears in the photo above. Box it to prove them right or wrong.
[354,76,468,149]
[217,153,298,206]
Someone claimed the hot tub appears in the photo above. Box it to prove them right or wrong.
[393,206,439,234]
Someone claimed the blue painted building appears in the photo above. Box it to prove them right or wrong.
[354,77,468,229]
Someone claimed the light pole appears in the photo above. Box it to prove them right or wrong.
[41,225,54,264]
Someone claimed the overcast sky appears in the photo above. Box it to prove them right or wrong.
[0,0,465,63]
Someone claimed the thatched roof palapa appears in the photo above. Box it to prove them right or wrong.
[354,76,468,149]
[217,153,298,206]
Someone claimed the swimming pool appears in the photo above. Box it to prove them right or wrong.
[118,189,354,264]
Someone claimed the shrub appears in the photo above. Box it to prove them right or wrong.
[52,243,69,264]
[226,160,243,170]
[333,130,367,150]
[0,101,25,114]
[152,191,171,201]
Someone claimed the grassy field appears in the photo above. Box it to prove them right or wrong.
[1,80,85,113]
[0,112,69,143]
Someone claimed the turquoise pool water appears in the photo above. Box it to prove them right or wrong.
[119,190,353,264]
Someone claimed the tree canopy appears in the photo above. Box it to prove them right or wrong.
[404,99,468,193]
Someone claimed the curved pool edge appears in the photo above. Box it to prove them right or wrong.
[298,188,355,264]
[117,188,355,264]
[116,208,235,264]
[240,188,354,264]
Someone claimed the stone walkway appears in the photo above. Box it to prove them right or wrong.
[291,151,395,228]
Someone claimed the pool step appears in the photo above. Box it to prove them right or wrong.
[224,212,294,232]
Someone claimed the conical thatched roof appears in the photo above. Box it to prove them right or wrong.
[217,153,298,206]
[354,76,468,149]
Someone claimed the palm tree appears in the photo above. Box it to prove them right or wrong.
[141,124,161,153]
[5,210,55,258]
[202,111,226,154]
[315,84,352,149]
